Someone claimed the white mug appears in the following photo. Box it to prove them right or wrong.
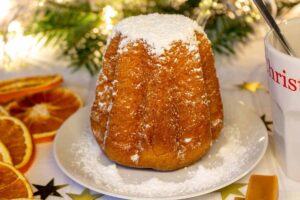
[265,18,300,181]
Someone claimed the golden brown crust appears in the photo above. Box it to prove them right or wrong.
[91,34,121,149]
[196,33,224,139]
[91,32,223,171]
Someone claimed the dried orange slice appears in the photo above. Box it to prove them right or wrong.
[0,106,8,116]
[0,161,33,198]
[0,74,63,104]
[0,141,12,165]
[0,116,33,171]
[6,88,83,143]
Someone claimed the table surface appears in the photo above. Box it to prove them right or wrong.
[1,27,300,200]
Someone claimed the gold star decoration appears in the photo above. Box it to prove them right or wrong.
[67,188,103,200]
[33,178,68,199]
[237,82,265,93]
[260,114,273,132]
[217,183,247,200]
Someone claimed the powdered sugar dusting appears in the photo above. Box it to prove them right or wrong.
[130,154,139,163]
[108,13,205,55]
[71,123,254,198]
[184,138,192,143]
[212,119,223,127]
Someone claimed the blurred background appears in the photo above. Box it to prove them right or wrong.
[0,0,300,75]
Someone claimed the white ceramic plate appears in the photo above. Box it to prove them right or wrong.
[54,95,268,200]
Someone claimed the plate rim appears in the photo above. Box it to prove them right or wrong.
[53,102,268,200]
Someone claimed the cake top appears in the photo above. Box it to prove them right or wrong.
[109,13,205,55]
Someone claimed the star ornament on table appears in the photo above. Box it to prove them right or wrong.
[261,114,273,132]
[217,183,247,200]
[33,178,68,199]
[237,82,265,93]
[67,188,103,200]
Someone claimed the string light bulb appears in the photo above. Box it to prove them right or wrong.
[101,5,118,35]
[0,0,11,20]
[8,21,23,35]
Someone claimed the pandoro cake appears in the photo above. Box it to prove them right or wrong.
[90,13,223,171]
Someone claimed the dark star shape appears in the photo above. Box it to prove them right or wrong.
[33,178,68,199]
[260,114,273,132]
